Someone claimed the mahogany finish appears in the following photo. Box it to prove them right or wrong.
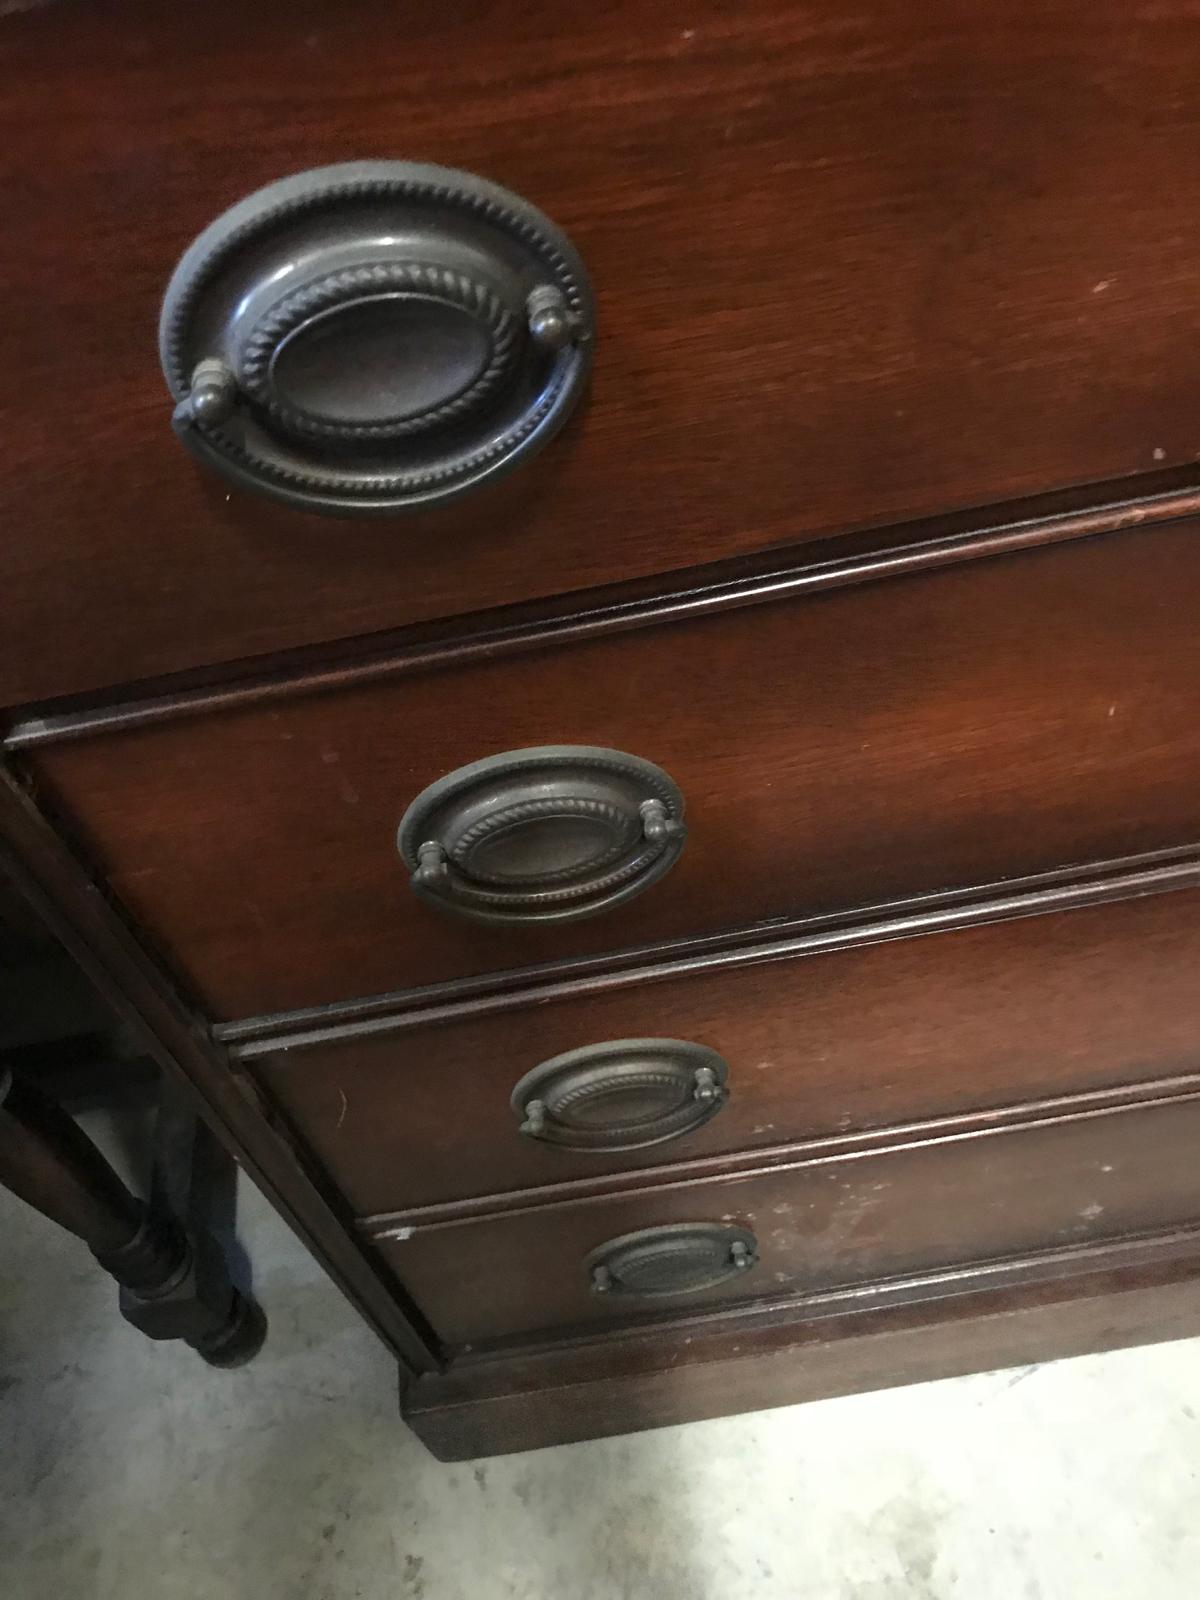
[253,880,1200,1216]
[5,0,1200,1459]
[6,2,1200,702]
[22,523,1200,1017]
[372,1093,1200,1346]
[9,479,1200,752]
[404,1236,1200,1457]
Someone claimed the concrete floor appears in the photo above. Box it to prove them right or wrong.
[3,1175,1199,1600]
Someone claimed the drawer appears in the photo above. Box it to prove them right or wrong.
[252,880,1200,1216]
[372,1095,1200,1346]
[23,523,1200,1018]
[6,4,1200,703]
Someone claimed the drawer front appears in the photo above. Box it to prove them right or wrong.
[6,3,1200,702]
[373,1096,1200,1346]
[26,524,1200,1018]
[254,883,1200,1215]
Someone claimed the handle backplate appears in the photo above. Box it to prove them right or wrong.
[397,745,686,926]
[159,161,594,515]
[513,1039,729,1152]
[587,1223,759,1300]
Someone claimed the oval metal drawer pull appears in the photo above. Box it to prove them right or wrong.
[396,746,686,926]
[587,1223,759,1300]
[159,161,594,515]
[512,1039,730,1152]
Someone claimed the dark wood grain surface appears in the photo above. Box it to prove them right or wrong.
[7,0,1200,1457]
[403,1234,1200,1456]
[373,1093,1200,1345]
[23,524,1200,1017]
[255,883,1200,1215]
[5,0,1200,702]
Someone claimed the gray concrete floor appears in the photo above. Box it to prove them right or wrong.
[3,1174,1199,1600]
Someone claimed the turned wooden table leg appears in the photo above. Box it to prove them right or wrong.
[0,1066,265,1365]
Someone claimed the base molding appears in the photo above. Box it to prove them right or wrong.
[402,1227,1200,1459]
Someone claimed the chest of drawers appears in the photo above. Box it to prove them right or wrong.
[4,0,1200,1458]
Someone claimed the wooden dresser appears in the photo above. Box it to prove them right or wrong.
[4,1,1200,1457]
